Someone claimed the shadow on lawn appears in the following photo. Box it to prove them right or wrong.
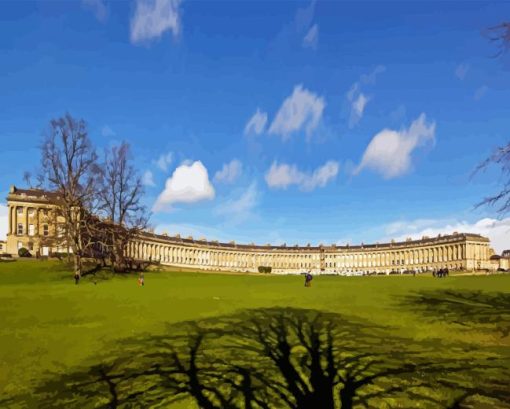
[399,289,510,338]
[17,308,510,409]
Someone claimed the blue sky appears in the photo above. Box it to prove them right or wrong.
[1,0,510,252]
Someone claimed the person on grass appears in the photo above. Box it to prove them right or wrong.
[304,271,313,287]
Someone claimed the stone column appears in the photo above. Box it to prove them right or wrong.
[14,206,18,235]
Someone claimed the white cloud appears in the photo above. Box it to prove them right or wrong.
[214,159,242,184]
[354,113,435,179]
[155,152,173,172]
[0,204,7,240]
[215,182,258,224]
[265,160,339,191]
[82,0,108,22]
[303,23,319,49]
[153,160,215,211]
[382,217,510,254]
[244,109,268,135]
[130,0,181,45]
[142,170,156,187]
[474,85,488,101]
[347,65,385,127]
[268,85,325,140]
[455,63,469,80]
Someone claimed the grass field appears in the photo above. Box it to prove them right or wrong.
[0,259,509,408]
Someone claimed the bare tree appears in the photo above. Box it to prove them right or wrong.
[476,144,510,214]
[485,22,510,57]
[477,22,510,215]
[37,113,101,278]
[97,142,149,271]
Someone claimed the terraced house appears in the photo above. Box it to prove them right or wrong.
[4,185,494,274]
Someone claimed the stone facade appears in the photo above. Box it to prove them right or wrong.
[4,185,493,274]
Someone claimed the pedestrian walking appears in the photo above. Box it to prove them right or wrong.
[304,271,313,287]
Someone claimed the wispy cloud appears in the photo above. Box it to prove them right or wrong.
[155,152,173,172]
[347,65,385,127]
[455,63,469,80]
[244,109,268,135]
[265,160,339,191]
[101,125,115,137]
[474,85,488,101]
[214,159,242,184]
[130,0,182,45]
[142,170,156,187]
[153,160,215,211]
[354,113,436,179]
[268,85,325,140]
[302,23,319,49]
[295,0,316,32]
[215,182,259,224]
[82,0,108,22]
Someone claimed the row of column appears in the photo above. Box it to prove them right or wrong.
[8,205,51,237]
[125,240,489,271]
[323,244,468,269]
[126,241,319,269]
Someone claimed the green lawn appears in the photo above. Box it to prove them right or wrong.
[0,259,509,408]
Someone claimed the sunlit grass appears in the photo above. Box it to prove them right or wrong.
[0,259,508,407]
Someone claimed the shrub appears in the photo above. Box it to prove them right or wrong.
[257,266,272,274]
[18,247,32,258]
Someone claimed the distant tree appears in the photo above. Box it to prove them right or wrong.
[37,113,102,278]
[97,142,149,271]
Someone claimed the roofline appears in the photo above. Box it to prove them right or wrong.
[138,231,490,251]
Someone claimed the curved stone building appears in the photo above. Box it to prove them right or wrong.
[5,185,492,274]
[128,231,490,274]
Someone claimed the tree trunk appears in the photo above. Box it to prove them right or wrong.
[74,253,82,278]
[339,379,356,409]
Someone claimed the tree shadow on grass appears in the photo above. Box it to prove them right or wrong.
[16,308,510,409]
[399,289,510,338]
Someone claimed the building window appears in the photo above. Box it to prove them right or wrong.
[28,242,34,251]
[0,244,3,251]
[43,225,49,236]
[28,224,35,236]
[17,223,23,235]
[17,241,23,250]
[28,208,35,217]
[17,207,23,215]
